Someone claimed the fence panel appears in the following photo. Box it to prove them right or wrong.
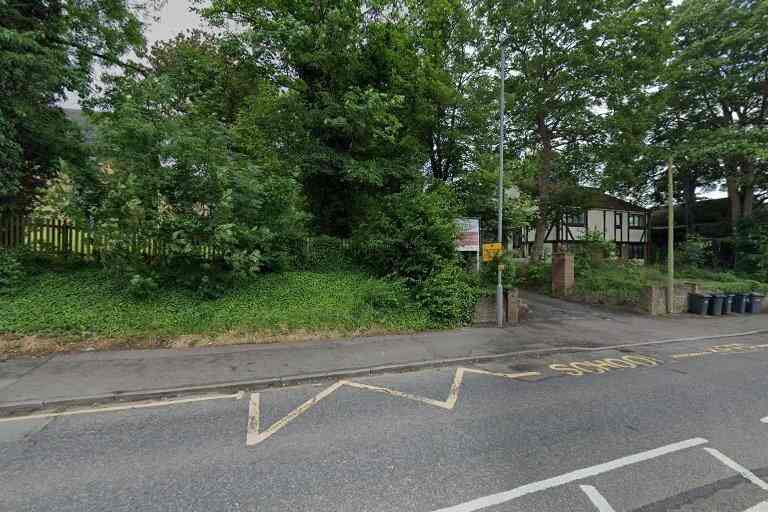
[1,215,375,267]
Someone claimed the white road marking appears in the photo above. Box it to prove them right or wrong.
[0,392,242,423]
[428,437,708,512]
[744,501,768,512]
[761,416,768,424]
[703,448,768,491]
[246,368,540,446]
[580,485,617,512]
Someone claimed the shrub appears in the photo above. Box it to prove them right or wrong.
[479,252,517,290]
[571,230,615,273]
[0,250,24,292]
[415,265,480,327]
[735,212,768,280]
[351,185,458,283]
[516,261,551,289]
[127,273,159,300]
[677,234,711,268]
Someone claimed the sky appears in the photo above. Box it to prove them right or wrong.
[63,1,205,108]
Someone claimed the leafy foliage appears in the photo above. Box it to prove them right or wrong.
[735,212,768,281]
[0,0,146,209]
[415,264,480,327]
[78,37,307,296]
[485,0,669,259]
[570,230,617,273]
[0,267,431,338]
[515,261,551,290]
[351,185,459,283]
[677,235,712,269]
[0,250,24,292]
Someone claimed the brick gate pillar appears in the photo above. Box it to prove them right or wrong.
[552,252,574,297]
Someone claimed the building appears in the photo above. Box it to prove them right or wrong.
[521,188,651,260]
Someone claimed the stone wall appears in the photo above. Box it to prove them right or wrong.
[473,289,526,324]
[641,282,700,315]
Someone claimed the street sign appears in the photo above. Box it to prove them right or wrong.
[482,243,503,262]
[455,218,480,252]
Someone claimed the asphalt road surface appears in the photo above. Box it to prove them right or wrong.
[3,334,768,511]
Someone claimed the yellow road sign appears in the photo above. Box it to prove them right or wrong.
[482,243,503,262]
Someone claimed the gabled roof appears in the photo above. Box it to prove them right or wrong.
[576,187,648,213]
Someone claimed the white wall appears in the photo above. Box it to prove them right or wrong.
[524,209,648,244]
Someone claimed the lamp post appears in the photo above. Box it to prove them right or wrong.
[667,158,674,314]
[496,44,506,328]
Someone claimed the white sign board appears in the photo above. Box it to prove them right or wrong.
[455,218,480,252]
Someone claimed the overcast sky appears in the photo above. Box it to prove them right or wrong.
[63,1,205,108]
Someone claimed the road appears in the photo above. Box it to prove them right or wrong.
[2,334,768,511]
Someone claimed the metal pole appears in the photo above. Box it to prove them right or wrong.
[496,44,506,328]
[667,158,674,314]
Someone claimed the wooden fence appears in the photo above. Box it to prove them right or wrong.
[0,215,363,265]
[0,215,100,257]
[0,215,212,260]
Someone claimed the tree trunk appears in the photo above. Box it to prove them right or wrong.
[683,170,696,234]
[530,215,548,261]
[742,159,755,219]
[531,113,552,261]
[726,172,742,229]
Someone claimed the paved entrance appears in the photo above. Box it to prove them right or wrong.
[519,290,624,321]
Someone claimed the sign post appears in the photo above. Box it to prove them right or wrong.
[455,218,480,272]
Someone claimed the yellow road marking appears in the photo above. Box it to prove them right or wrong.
[671,343,768,360]
[549,355,662,377]
[0,391,244,424]
[671,352,711,359]
[246,367,540,447]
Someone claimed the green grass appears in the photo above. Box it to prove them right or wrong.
[571,261,768,307]
[0,266,430,338]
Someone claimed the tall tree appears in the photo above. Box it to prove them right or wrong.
[204,0,431,237]
[486,0,669,259]
[0,0,147,210]
[666,0,768,228]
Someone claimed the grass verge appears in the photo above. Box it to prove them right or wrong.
[0,266,431,356]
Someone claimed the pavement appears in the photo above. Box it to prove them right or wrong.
[1,292,767,414]
[3,330,768,510]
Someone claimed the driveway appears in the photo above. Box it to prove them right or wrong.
[519,290,627,321]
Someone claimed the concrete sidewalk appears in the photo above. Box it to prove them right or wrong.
[1,309,767,413]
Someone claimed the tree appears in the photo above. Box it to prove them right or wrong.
[665,0,768,228]
[204,0,432,237]
[0,0,147,210]
[79,36,306,295]
[485,0,669,259]
[404,0,497,183]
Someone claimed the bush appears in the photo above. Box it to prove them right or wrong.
[677,234,711,268]
[479,252,517,290]
[351,185,458,283]
[735,213,768,280]
[415,265,480,327]
[0,250,24,292]
[516,261,551,289]
[571,230,615,273]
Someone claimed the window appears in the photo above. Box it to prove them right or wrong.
[629,214,646,228]
[566,210,587,227]
[614,212,623,228]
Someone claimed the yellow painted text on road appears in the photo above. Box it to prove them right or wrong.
[549,355,662,377]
